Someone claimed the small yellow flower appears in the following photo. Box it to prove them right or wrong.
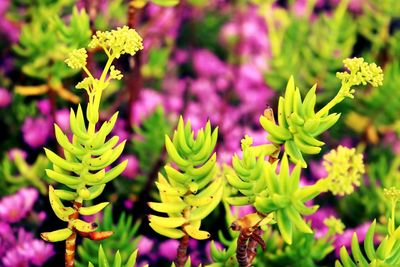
[109,65,123,80]
[324,216,345,235]
[65,48,88,69]
[383,187,400,203]
[89,26,143,58]
[323,146,365,196]
[336,57,384,88]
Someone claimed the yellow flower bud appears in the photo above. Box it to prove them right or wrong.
[323,145,365,196]
[65,48,88,69]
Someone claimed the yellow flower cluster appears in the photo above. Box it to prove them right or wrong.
[324,216,345,235]
[383,187,400,203]
[336,57,384,88]
[65,48,87,69]
[89,26,144,58]
[323,145,365,196]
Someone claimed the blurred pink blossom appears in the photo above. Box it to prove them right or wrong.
[0,88,12,108]
[130,89,163,126]
[22,116,52,148]
[55,108,70,132]
[0,188,38,223]
[159,239,179,261]
[121,155,139,179]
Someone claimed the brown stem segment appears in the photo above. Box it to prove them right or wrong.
[236,227,266,267]
[246,227,265,265]
[175,234,190,267]
[65,201,81,267]
[127,2,142,125]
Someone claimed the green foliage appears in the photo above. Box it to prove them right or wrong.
[207,240,238,267]
[0,152,49,195]
[132,107,172,174]
[352,63,400,128]
[41,27,143,242]
[148,117,223,240]
[258,228,334,267]
[87,244,138,267]
[261,57,383,166]
[265,0,356,99]
[142,46,173,79]
[226,135,278,206]
[335,220,400,267]
[13,6,91,81]
[77,207,141,267]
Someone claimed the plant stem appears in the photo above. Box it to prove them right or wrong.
[65,201,82,267]
[127,3,142,126]
[246,227,264,265]
[175,234,189,267]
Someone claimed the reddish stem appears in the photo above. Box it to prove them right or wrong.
[175,234,190,267]
[65,201,81,267]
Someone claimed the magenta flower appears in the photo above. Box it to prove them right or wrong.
[138,236,154,255]
[20,239,55,266]
[55,108,71,132]
[159,239,179,261]
[1,228,54,267]
[7,148,27,161]
[192,49,228,77]
[112,118,129,144]
[334,222,370,256]
[21,116,52,148]
[0,188,38,223]
[0,87,12,108]
[305,207,337,238]
[36,99,51,115]
[130,89,163,126]
[120,155,139,179]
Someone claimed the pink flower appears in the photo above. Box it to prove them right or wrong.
[192,49,228,77]
[36,99,51,115]
[7,148,27,161]
[22,116,52,148]
[1,229,54,267]
[20,239,54,266]
[0,188,38,223]
[112,119,129,143]
[159,239,179,261]
[121,155,139,179]
[305,207,337,238]
[334,222,370,256]
[130,89,163,126]
[55,108,70,132]
[138,236,154,255]
[0,88,12,108]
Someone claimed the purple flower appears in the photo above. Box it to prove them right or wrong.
[159,239,179,261]
[0,188,38,223]
[192,49,228,77]
[20,239,55,266]
[138,236,154,254]
[112,119,129,143]
[120,155,139,179]
[305,207,337,238]
[130,89,163,126]
[7,148,27,161]
[55,108,70,132]
[0,88,12,108]
[334,222,370,256]
[22,116,52,148]
[1,229,54,267]
[36,99,51,115]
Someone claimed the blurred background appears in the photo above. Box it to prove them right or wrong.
[0,0,399,266]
